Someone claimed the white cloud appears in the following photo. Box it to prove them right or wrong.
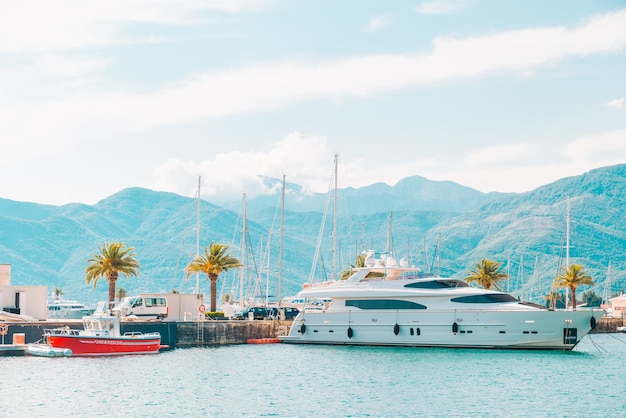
[0,0,272,52]
[414,0,469,15]
[4,8,626,159]
[562,128,626,163]
[424,129,626,193]
[30,54,111,78]
[463,143,537,167]
[152,133,333,200]
[149,127,626,203]
[363,14,392,33]
[605,98,624,109]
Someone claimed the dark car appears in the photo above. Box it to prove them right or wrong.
[232,306,268,320]
[281,307,300,320]
[232,306,299,320]
[267,307,300,320]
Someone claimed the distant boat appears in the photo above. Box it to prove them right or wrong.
[44,311,165,356]
[48,299,94,319]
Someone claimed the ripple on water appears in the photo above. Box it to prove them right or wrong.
[1,334,624,417]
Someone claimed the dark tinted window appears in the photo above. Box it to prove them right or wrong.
[451,294,518,304]
[405,280,469,289]
[346,299,427,310]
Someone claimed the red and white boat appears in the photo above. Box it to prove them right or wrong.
[44,313,164,356]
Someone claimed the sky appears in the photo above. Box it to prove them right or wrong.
[1,0,626,206]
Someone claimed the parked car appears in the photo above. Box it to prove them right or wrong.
[280,307,300,320]
[231,306,300,320]
[267,307,300,320]
[232,306,268,320]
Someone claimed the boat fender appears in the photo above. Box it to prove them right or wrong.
[590,317,597,329]
[393,323,400,336]
[0,323,7,336]
[452,322,458,333]
[347,327,353,339]
[300,324,306,334]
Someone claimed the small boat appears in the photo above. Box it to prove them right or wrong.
[48,299,94,320]
[26,344,72,357]
[617,326,626,333]
[44,312,164,356]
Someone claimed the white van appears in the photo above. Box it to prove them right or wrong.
[112,295,168,320]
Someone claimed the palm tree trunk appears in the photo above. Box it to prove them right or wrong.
[570,286,577,309]
[210,277,218,312]
[108,275,117,309]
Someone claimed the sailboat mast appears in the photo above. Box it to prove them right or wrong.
[566,197,570,268]
[195,175,201,294]
[437,232,441,276]
[240,193,247,304]
[386,211,393,253]
[565,197,570,308]
[332,154,338,281]
[278,175,285,306]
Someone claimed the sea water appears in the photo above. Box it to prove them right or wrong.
[1,334,624,417]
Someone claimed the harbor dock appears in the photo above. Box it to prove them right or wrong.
[0,319,292,355]
[1,316,623,356]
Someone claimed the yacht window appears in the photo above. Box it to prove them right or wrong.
[451,294,518,304]
[404,280,469,289]
[346,299,427,310]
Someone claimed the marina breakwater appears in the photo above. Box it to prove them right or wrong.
[0,319,292,352]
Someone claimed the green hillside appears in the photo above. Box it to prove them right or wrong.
[1,165,625,307]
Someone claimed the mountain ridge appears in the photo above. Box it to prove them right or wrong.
[1,164,625,306]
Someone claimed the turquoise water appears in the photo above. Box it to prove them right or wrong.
[1,334,624,417]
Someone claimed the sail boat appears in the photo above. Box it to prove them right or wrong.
[308,153,340,284]
[601,261,613,310]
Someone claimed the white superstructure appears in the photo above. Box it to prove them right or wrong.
[281,252,603,350]
[48,300,94,319]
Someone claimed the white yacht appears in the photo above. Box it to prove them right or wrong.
[48,300,94,320]
[280,252,603,350]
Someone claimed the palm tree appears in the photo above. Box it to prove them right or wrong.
[465,259,509,291]
[544,289,564,309]
[581,290,602,307]
[85,242,140,309]
[115,287,128,302]
[52,287,64,301]
[185,242,241,312]
[554,264,594,309]
[340,253,366,280]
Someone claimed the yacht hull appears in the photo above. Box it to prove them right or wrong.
[280,308,601,350]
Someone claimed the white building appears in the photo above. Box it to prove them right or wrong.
[0,264,48,321]
[609,294,626,318]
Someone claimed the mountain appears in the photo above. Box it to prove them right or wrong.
[1,165,625,307]
[212,174,508,216]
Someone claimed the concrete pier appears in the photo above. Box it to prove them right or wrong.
[0,319,292,351]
